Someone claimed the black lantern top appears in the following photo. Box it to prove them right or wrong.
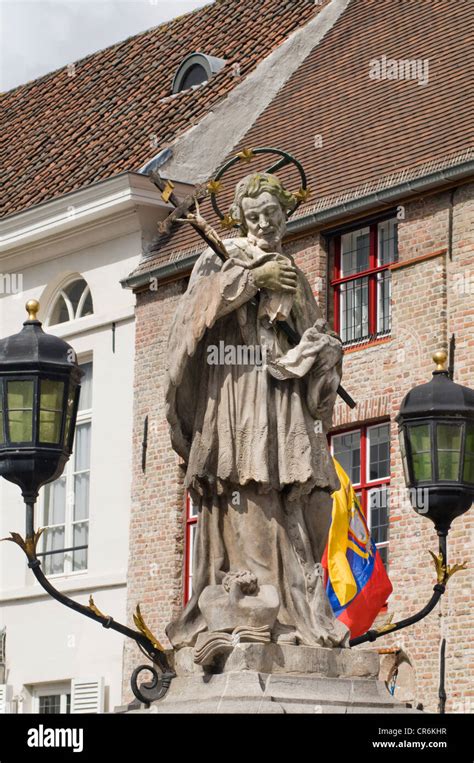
[396,350,474,535]
[0,301,77,368]
[0,300,83,503]
[397,350,474,422]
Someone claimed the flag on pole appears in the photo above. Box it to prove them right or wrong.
[322,458,393,638]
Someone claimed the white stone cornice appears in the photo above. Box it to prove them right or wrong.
[0,172,176,257]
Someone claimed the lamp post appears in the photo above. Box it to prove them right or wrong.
[0,301,174,706]
[350,350,473,649]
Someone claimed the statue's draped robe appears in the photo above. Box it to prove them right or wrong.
[165,239,349,648]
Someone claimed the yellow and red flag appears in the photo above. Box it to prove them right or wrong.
[322,459,393,638]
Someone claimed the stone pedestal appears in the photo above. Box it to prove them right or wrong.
[120,644,420,714]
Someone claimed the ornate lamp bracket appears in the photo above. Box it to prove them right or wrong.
[2,510,175,707]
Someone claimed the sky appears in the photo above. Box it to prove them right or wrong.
[0,0,209,91]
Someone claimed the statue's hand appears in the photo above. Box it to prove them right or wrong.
[252,259,297,292]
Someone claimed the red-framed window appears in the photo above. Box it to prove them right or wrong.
[330,421,391,566]
[184,493,198,604]
[331,219,398,345]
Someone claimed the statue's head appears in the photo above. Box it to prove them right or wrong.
[229,172,297,251]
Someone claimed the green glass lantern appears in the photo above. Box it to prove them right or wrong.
[0,300,83,504]
[396,350,474,536]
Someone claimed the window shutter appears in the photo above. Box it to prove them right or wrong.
[70,678,104,714]
[0,685,12,713]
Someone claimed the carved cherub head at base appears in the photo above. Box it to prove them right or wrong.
[223,570,259,596]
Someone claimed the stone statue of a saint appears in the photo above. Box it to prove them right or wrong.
[165,172,349,650]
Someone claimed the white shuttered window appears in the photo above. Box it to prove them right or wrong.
[71,678,104,714]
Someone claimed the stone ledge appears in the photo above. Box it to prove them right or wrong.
[116,644,422,714]
[120,671,420,715]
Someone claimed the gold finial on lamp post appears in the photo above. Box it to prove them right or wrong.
[25,299,40,321]
[432,349,448,372]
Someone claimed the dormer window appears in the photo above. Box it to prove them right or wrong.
[180,63,208,91]
[172,53,225,94]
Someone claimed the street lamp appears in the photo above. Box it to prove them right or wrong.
[397,349,474,537]
[351,350,472,655]
[0,300,82,523]
[0,301,174,706]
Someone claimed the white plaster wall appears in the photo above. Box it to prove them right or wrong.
[0,220,141,713]
[1,587,126,713]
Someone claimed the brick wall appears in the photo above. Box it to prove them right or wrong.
[442,184,474,713]
[124,183,473,712]
[122,280,187,703]
[326,185,473,713]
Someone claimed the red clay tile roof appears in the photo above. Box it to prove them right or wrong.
[1,0,325,218]
[137,0,474,274]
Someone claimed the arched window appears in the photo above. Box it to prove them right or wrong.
[172,53,225,94]
[180,63,208,91]
[47,279,93,326]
